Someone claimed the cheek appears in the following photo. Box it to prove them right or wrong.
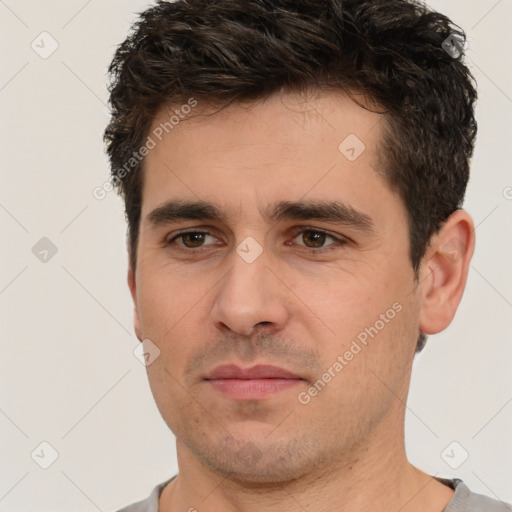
[144,356,199,439]
[290,263,417,394]
[135,271,189,370]
[310,297,416,421]
[136,272,202,427]
[290,265,405,339]
[136,266,215,375]
[137,263,198,331]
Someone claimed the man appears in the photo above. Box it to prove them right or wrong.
[104,0,511,511]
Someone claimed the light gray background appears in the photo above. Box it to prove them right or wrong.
[1,1,511,510]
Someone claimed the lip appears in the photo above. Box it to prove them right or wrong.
[205,364,302,380]
[204,364,304,400]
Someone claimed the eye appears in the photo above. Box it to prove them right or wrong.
[164,227,347,254]
[166,231,219,249]
[289,228,347,252]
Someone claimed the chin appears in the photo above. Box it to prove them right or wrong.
[189,434,329,485]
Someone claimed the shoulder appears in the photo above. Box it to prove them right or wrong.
[442,478,512,512]
[112,475,176,512]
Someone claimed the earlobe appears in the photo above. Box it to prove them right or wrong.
[127,266,143,342]
[418,210,475,335]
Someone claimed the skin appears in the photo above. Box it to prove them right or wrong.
[127,88,475,512]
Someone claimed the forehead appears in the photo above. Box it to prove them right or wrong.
[148,89,385,157]
[141,89,396,224]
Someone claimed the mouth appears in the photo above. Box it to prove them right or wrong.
[204,364,305,400]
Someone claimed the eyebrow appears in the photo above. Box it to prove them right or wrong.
[147,199,374,233]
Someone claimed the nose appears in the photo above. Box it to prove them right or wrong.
[211,248,290,337]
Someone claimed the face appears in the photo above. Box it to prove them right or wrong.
[129,89,422,484]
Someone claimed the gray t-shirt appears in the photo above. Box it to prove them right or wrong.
[114,475,512,512]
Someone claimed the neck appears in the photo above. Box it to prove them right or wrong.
[160,408,454,512]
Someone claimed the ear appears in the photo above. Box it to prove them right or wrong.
[128,265,143,342]
[418,209,475,335]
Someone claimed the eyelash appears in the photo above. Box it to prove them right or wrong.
[165,227,348,255]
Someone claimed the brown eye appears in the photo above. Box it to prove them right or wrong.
[180,232,207,248]
[292,229,337,249]
[166,231,219,250]
[301,230,329,248]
